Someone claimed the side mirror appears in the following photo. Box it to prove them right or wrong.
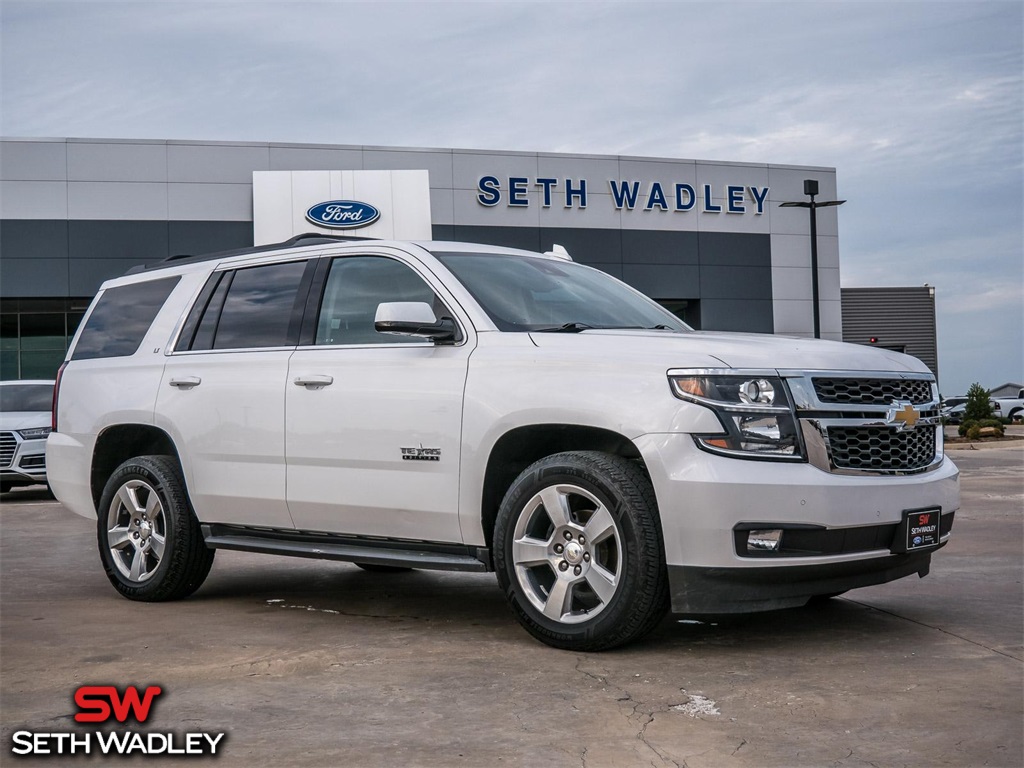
[374,302,458,343]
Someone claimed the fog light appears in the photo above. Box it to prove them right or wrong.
[747,529,783,552]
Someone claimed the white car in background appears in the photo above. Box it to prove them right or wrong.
[1,380,54,494]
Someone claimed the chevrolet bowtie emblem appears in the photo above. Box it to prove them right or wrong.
[888,402,920,430]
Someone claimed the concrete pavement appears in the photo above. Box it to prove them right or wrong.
[2,446,1021,767]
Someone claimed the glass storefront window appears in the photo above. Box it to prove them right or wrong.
[20,313,68,351]
[19,350,67,379]
[0,301,88,380]
[0,314,17,352]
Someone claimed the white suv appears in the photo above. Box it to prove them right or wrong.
[48,234,959,650]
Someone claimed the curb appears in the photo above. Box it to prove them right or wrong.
[944,440,1024,452]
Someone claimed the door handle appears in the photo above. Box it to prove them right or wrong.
[169,376,201,389]
[293,375,334,389]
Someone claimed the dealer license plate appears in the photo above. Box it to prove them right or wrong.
[902,507,941,551]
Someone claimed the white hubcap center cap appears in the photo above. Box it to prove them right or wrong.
[564,541,584,565]
[140,521,152,539]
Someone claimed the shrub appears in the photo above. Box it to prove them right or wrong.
[978,419,1005,436]
[959,418,1004,439]
[964,382,994,422]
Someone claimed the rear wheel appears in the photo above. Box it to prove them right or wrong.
[97,455,214,601]
[0,482,12,494]
[494,451,668,651]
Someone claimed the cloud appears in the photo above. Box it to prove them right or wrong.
[1,0,1021,392]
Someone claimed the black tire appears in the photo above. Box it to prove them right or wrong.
[0,482,12,494]
[97,455,214,601]
[354,563,413,573]
[493,451,668,651]
[1009,408,1022,424]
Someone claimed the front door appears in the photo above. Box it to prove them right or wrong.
[285,254,472,542]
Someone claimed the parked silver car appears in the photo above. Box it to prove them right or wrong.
[0,380,54,494]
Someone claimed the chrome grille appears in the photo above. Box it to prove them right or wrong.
[813,377,933,405]
[827,426,937,472]
[0,432,15,468]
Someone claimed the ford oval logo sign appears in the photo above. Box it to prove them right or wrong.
[305,200,380,229]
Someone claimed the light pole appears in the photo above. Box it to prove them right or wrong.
[780,180,845,339]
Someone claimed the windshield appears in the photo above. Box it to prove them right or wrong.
[434,252,690,333]
[0,384,54,413]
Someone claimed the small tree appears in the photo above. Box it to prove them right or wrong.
[964,382,994,422]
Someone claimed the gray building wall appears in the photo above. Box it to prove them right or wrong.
[1,137,842,335]
[841,286,939,380]
[1,138,849,377]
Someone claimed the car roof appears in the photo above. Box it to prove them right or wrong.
[121,234,561,279]
[413,240,551,258]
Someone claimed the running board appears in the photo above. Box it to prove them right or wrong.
[201,524,491,572]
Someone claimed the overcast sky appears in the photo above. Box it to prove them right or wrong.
[2,0,1021,395]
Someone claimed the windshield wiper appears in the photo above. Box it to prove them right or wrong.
[532,323,679,333]
[532,322,596,333]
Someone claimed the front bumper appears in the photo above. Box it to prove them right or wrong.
[668,548,942,613]
[0,432,48,487]
[634,433,960,613]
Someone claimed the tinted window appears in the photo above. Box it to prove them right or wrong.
[175,272,228,352]
[71,277,181,360]
[435,252,688,333]
[210,261,306,350]
[0,384,54,412]
[315,257,441,346]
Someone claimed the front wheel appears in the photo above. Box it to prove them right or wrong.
[493,451,668,651]
[97,456,215,601]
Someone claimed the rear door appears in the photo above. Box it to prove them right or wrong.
[156,257,314,528]
[285,251,473,542]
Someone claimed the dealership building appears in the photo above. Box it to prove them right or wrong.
[2,136,901,381]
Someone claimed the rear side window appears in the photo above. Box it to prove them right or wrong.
[71,277,180,361]
[178,260,308,351]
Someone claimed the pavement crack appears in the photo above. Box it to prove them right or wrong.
[732,738,748,756]
[264,601,428,622]
[512,710,529,733]
[573,656,610,687]
[573,657,688,768]
[636,710,685,767]
[832,748,854,765]
[843,598,1022,661]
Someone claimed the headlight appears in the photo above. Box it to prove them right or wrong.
[17,427,52,440]
[669,372,803,460]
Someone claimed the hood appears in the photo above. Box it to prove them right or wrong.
[527,329,931,374]
[0,412,51,431]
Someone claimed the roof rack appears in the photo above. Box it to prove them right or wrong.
[126,233,378,275]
